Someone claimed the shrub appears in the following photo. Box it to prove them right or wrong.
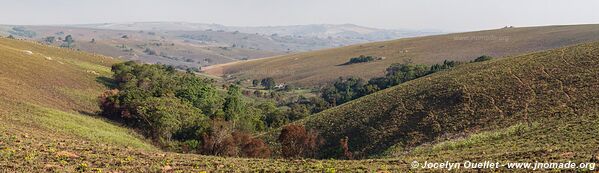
[144,48,157,55]
[201,121,236,156]
[473,55,494,62]
[278,125,322,158]
[232,132,271,158]
[223,85,244,121]
[339,137,353,160]
[345,55,375,65]
[261,77,276,90]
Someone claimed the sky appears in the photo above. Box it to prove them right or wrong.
[2,0,599,32]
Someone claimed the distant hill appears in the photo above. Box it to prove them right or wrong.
[75,22,442,42]
[205,24,599,87]
[291,41,599,159]
[0,23,439,71]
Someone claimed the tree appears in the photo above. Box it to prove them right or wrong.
[278,124,321,158]
[261,77,276,90]
[345,55,375,65]
[134,97,208,143]
[90,38,96,43]
[201,121,236,156]
[286,103,310,121]
[44,36,56,44]
[62,35,74,48]
[252,79,260,87]
[321,77,366,106]
[176,74,224,117]
[7,35,15,39]
[385,63,429,85]
[223,85,244,122]
[259,102,287,128]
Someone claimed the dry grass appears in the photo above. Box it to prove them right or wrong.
[293,41,599,159]
[207,24,599,87]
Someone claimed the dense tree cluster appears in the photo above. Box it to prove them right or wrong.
[322,60,461,106]
[98,61,337,158]
[344,55,376,65]
[99,61,274,157]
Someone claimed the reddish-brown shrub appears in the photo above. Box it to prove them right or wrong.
[232,131,271,158]
[278,124,322,158]
[339,136,353,160]
[98,89,121,119]
[200,124,271,158]
[200,121,237,156]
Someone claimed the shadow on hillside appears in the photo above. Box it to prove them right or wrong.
[78,110,97,117]
[96,76,117,89]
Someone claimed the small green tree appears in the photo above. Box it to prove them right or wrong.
[252,79,260,87]
[261,77,276,90]
[62,35,74,48]
[223,85,244,122]
[44,36,55,43]
[176,74,224,117]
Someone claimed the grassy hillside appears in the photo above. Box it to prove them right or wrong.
[296,41,599,160]
[0,37,155,148]
[206,24,599,86]
[0,37,416,172]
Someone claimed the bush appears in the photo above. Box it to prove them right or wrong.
[232,132,271,158]
[344,55,375,65]
[339,137,353,160]
[144,48,157,55]
[200,122,270,158]
[473,55,493,62]
[261,77,276,90]
[321,77,366,106]
[134,97,208,143]
[278,125,322,158]
[201,121,236,156]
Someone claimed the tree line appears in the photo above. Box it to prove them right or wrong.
[322,56,493,106]
[98,61,332,158]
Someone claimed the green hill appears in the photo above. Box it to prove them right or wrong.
[0,37,416,172]
[205,24,599,87]
[295,41,599,162]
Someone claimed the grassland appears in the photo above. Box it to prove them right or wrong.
[0,37,411,172]
[291,41,599,161]
[2,34,599,172]
[205,24,599,87]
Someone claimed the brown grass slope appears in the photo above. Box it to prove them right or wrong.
[299,41,599,158]
[0,38,413,172]
[206,24,599,86]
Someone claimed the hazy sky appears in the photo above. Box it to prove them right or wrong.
[2,0,599,31]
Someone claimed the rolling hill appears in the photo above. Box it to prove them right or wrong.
[0,22,441,73]
[205,24,599,87]
[75,22,441,43]
[0,37,421,172]
[291,41,599,162]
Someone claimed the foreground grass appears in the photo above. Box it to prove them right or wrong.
[399,115,599,172]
